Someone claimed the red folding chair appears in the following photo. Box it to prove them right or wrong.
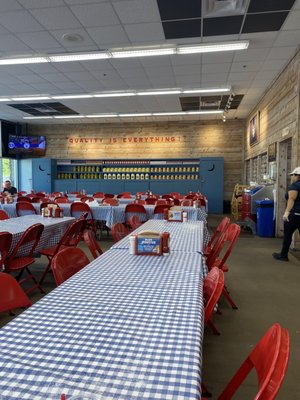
[104,193,115,198]
[83,229,103,259]
[39,219,86,285]
[101,198,119,206]
[145,197,157,205]
[162,194,174,200]
[153,204,171,218]
[35,192,46,197]
[0,272,31,314]
[70,202,96,234]
[52,247,90,286]
[133,199,146,205]
[185,194,196,199]
[93,192,104,198]
[181,199,193,206]
[217,323,290,400]
[111,223,129,242]
[117,192,132,198]
[204,216,231,257]
[5,223,44,294]
[127,215,143,230]
[80,196,94,202]
[203,267,224,336]
[16,201,37,216]
[0,232,13,270]
[0,209,9,220]
[17,196,31,203]
[156,199,169,206]
[30,196,42,203]
[55,197,69,203]
[124,204,147,225]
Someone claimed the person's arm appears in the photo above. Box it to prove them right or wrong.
[283,190,298,220]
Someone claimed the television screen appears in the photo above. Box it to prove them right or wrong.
[8,135,46,156]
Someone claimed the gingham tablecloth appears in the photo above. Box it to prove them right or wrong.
[111,219,204,253]
[0,215,74,257]
[0,250,204,399]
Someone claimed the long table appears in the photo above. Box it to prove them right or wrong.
[0,249,204,399]
[0,215,74,256]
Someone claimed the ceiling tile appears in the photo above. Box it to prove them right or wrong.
[157,0,201,21]
[0,0,22,12]
[123,78,153,89]
[16,31,61,50]
[173,64,201,76]
[87,25,129,47]
[50,28,97,49]
[109,58,143,70]
[170,54,201,66]
[228,71,257,81]
[262,59,287,70]
[0,10,43,33]
[162,19,201,39]
[233,48,270,62]
[117,68,148,79]
[144,66,174,78]
[273,30,300,46]
[20,0,64,8]
[240,31,278,48]
[203,16,243,36]
[29,6,82,30]
[202,62,231,74]
[282,10,300,29]
[266,46,297,60]
[242,12,289,33]
[17,74,47,84]
[148,76,177,86]
[175,75,201,85]
[0,34,32,52]
[230,61,264,72]
[201,72,230,82]
[114,0,160,24]
[71,3,119,27]
[248,0,295,13]
[124,23,164,43]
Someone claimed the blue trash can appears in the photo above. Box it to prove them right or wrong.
[256,200,274,237]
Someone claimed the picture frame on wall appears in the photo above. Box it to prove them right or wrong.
[249,112,259,146]
[268,142,277,162]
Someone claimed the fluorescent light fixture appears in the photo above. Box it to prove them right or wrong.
[0,41,248,66]
[152,112,186,116]
[177,41,249,54]
[23,116,54,119]
[94,92,136,98]
[52,94,93,99]
[137,90,181,96]
[186,110,223,114]
[119,113,152,117]
[183,88,230,94]
[111,48,175,58]
[54,115,85,119]
[0,98,11,102]
[11,96,50,101]
[86,114,118,118]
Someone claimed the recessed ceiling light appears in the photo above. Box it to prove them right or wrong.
[62,33,84,43]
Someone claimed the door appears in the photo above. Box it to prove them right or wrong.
[32,158,54,193]
[199,157,224,214]
[18,159,32,192]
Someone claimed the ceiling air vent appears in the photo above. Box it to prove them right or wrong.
[203,0,248,17]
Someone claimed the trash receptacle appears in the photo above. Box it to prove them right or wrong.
[256,200,274,237]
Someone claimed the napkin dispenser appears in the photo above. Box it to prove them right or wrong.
[166,206,183,222]
[133,230,163,256]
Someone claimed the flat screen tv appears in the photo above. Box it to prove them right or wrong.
[8,135,46,156]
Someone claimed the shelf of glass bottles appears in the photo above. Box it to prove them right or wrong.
[150,165,199,180]
[57,164,102,180]
[102,165,199,180]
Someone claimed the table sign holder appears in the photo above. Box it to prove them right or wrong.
[133,231,163,256]
[167,206,183,222]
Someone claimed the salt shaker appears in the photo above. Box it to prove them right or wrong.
[129,235,136,254]
[183,211,187,222]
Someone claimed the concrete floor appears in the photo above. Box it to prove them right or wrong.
[1,217,300,398]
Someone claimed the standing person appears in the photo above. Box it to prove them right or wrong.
[273,167,300,261]
[2,179,17,196]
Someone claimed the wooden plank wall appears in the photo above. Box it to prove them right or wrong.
[28,119,244,200]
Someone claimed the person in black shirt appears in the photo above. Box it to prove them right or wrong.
[273,167,300,261]
[2,179,17,196]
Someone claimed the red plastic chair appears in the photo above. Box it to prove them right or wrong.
[16,201,37,216]
[104,193,115,198]
[0,209,10,220]
[133,199,146,205]
[170,192,180,196]
[70,202,96,233]
[111,223,129,242]
[173,198,181,205]
[181,199,193,206]
[80,196,95,202]
[127,215,143,230]
[162,194,174,200]
[5,223,44,294]
[153,204,171,217]
[0,272,31,314]
[39,219,86,285]
[156,199,169,206]
[101,198,119,206]
[30,196,42,203]
[52,247,90,286]
[217,323,290,400]
[145,197,157,205]
[93,192,104,198]
[83,229,103,259]
[70,191,80,194]
[117,192,132,198]
[204,217,231,257]
[185,194,196,199]
[55,197,69,203]
[18,191,27,195]
[35,191,46,197]
[125,204,147,225]
[0,232,13,270]
[17,196,31,203]
[203,267,224,336]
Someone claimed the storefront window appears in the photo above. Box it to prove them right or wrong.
[1,158,18,190]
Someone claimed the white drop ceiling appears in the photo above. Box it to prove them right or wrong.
[0,0,299,124]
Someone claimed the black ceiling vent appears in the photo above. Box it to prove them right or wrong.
[8,102,79,116]
[180,94,244,111]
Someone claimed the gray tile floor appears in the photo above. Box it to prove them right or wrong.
[1,217,299,398]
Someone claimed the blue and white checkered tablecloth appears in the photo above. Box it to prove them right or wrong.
[0,250,204,399]
[0,215,74,257]
[111,219,205,252]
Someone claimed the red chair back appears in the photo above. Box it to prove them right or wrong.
[30,196,42,203]
[55,197,69,203]
[111,223,129,242]
[52,247,90,286]
[102,198,119,206]
[0,232,13,269]
[205,217,230,256]
[60,219,86,247]
[18,191,27,195]
[93,192,104,198]
[127,215,143,230]
[170,192,180,196]
[125,204,147,223]
[104,193,115,198]
[17,196,31,203]
[133,199,146,205]
[145,197,157,205]
[173,198,181,206]
[162,194,174,200]
[0,272,31,313]
[153,204,171,215]
[203,267,224,325]
[83,230,103,259]
[180,199,193,206]
[35,192,46,197]
[70,191,80,194]
[16,202,37,216]
[70,202,93,220]
[117,192,132,198]
[156,199,169,206]
[218,323,290,400]
[0,210,10,220]
[80,196,94,202]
